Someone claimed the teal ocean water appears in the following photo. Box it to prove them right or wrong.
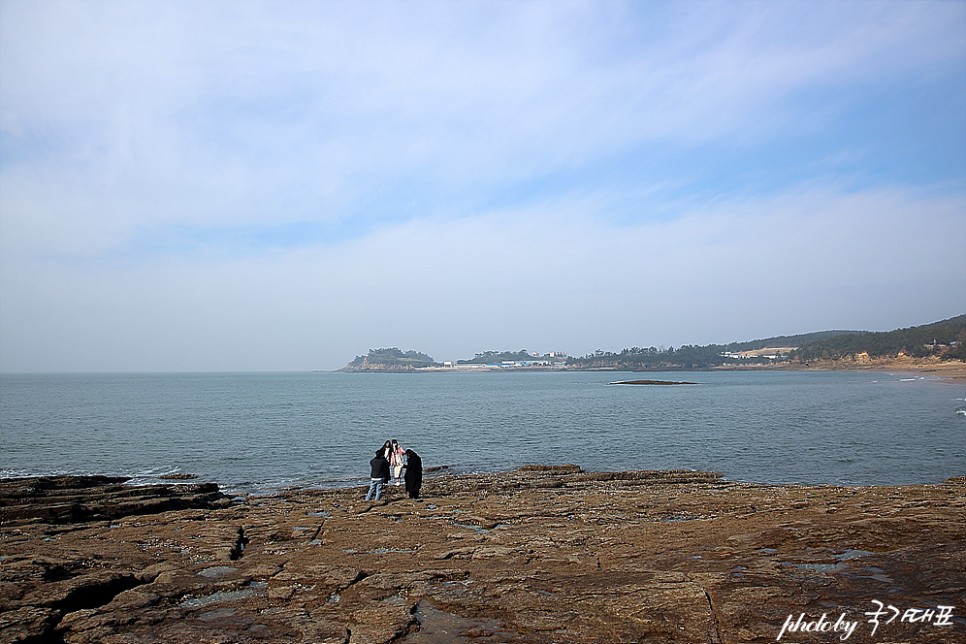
[1,370,964,493]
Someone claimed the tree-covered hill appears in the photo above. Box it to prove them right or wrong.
[457,350,563,365]
[342,348,438,371]
[566,344,738,370]
[565,316,966,370]
[339,316,966,372]
[725,330,860,353]
[790,315,966,362]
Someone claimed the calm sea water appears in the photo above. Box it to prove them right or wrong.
[1,370,964,493]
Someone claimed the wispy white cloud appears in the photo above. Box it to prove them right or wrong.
[1,0,964,371]
[3,182,962,371]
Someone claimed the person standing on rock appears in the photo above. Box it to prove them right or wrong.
[365,450,390,501]
[389,439,405,486]
[404,449,422,499]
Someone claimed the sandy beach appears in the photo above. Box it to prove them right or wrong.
[794,358,966,383]
[2,467,964,643]
[901,360,966,382]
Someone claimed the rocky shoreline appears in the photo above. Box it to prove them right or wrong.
[2,467,964,643]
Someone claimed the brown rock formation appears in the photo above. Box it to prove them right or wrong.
[1,468,964,643]
[0,476,228,524]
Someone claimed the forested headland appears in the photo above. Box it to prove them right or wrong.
[566,315,966,370]
[340,315,966,372]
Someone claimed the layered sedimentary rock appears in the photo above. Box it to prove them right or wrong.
[0,476,227,524]
[1,467,964,643]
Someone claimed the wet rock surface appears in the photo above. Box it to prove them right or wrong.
[1,468,964,643]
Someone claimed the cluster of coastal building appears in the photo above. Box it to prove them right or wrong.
[427,346,798,370]
[718,347,798,361]
[431,352,571,371]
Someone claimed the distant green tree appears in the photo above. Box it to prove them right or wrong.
[944,331,966,361]
[347,347,437,369]
[564,315,966,370]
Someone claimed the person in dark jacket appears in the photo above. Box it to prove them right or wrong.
[403,449,422,499]
[365,450,390,501]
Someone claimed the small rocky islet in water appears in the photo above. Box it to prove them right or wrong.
[608,379,699,385]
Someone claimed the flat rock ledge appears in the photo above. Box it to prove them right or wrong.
[0,476,229,524]
[1,468,964,644]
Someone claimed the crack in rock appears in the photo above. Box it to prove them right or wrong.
[704,590,722,644]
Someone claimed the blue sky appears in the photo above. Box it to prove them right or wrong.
[1,0,964,372]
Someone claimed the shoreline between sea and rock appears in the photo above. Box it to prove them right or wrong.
[2,466,964,643]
